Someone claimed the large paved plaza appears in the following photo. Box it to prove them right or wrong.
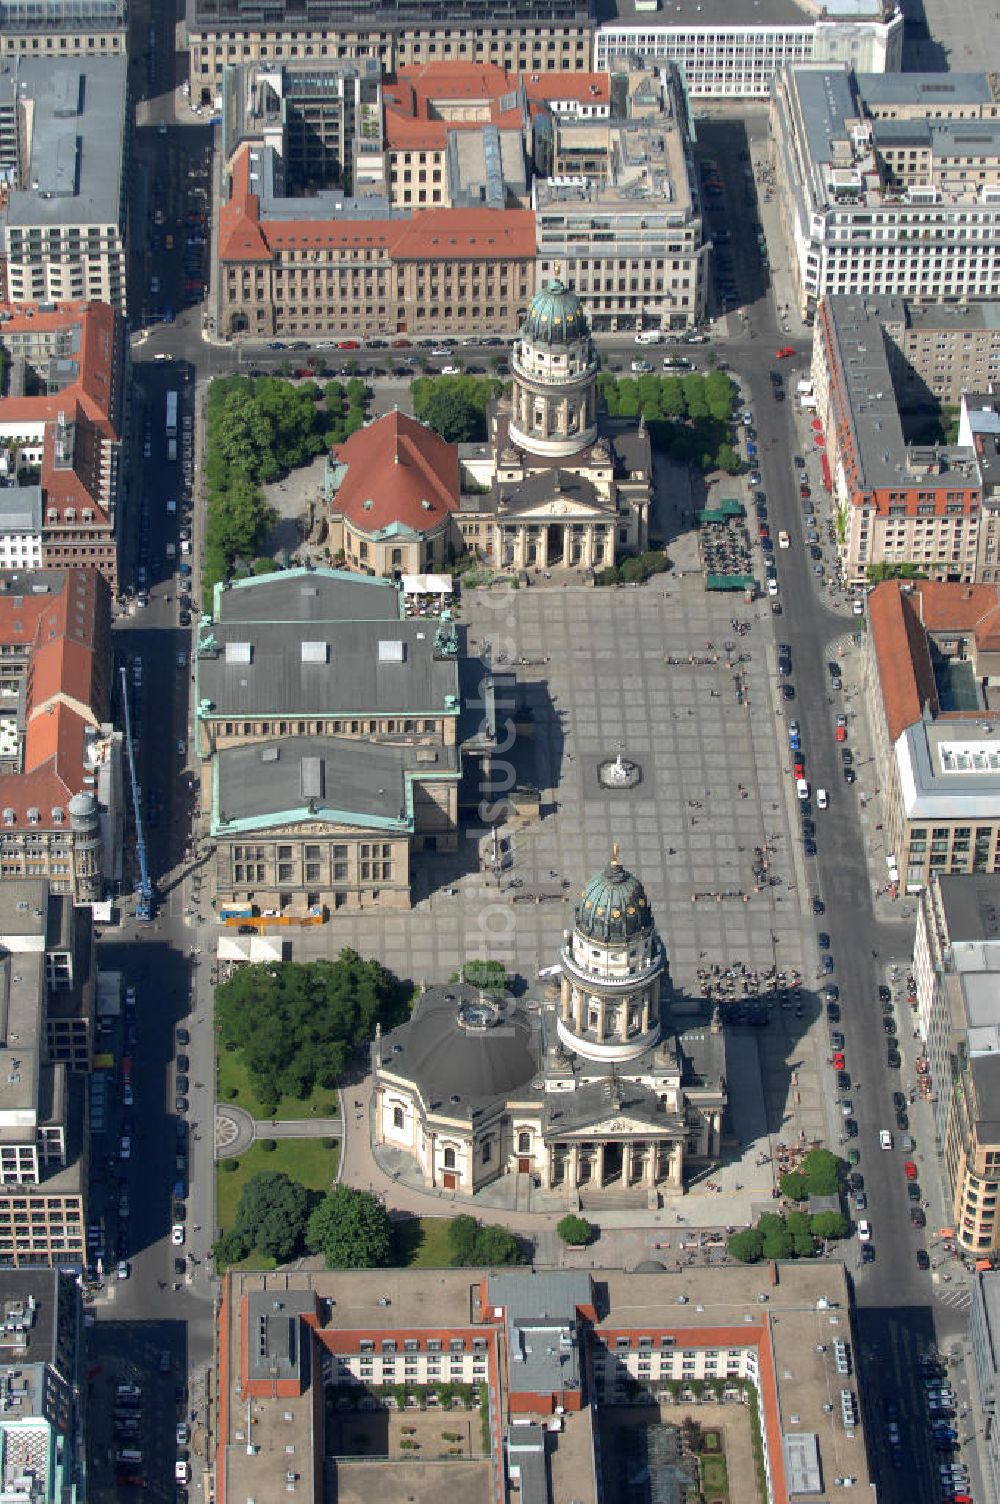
[290,576,841,1200]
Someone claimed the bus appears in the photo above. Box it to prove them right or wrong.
[165,390,178,439]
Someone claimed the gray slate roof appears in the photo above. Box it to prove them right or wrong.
[215,735,457,829]
[214,568,402,625]
[197,617,459,718]
[378,983,543,1110]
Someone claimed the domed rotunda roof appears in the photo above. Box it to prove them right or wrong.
[380,984,541,1108]
[575,845,653,943]
[521,279,589,346]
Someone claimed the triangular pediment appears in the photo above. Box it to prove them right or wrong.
[513,498,610,520]
[553,1111,668,1139]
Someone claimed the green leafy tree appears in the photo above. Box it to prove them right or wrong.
[800,1149,842,1197]
[445,1215,479,1266]
[810,1210,848,1240]
[215,952,404,1111]
[469,1223,526,1266]
[759,1220,794,1261]
[785,1210,816,1258]
[780,1171,809,1202]
[556,1214,593,1246]
[728,1228,764,1263]
[716,442,742,475]
[462,960,510,993]
[232,1171,310,1262]
[410,378,490,442]
[307,1185,392,1268]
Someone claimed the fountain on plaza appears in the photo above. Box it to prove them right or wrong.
[597,750,642,790]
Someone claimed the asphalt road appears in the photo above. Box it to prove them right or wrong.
[87,48,980,1504]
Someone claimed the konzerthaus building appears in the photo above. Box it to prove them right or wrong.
[194,568,503,915]
[771,66,1000,321]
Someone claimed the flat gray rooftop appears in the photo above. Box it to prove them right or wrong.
[3,56,128,229]
[599,0,813,28]
[197,617,460,719]
[937,874,1000,945]
[215,735,458,829]
[859,71,998,106]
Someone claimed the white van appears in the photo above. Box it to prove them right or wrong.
[857,1220,871,1243]
[795,777,809,801]
[635,330,662,345]
[166,498,177,514]
[116,1449,143,1464]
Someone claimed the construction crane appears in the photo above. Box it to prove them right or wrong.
[119,666,154,921]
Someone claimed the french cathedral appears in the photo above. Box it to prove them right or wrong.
[326,280,653,579]
[372,848,727,1201]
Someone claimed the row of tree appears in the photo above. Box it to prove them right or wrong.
[216,1175,527,1271]
[728,1209,848,1264]
[409,374,505,443]
[215,951,406,1115]
[598,369,742,475]
[202,375,370,598]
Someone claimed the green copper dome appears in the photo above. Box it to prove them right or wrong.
[521,279,588,346]
[575,846,653,943]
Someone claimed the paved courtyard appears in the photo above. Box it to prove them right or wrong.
[284,575,842,1221]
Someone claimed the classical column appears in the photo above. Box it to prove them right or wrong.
[596,998,606,1040]
[561,978,572,1022]
[645,1144,656,1188]
[541,1148,552,1190]
[571,1144,580,1188]
[595,1142,605,1187]
[619,1004,629,1042]
[623,1142,633,1186]
[583,527,594,569]
[428,1134,436,1187]
[641,996,650,1034]
[538,527,548,569]
[562,527,572,567]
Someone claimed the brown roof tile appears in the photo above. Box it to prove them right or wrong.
[329,411,460,534]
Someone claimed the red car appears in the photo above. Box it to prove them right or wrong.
[904,1160,918,1180]
[793,760,805,779]
[338,339,361,350]
[835,725,847,743]
[832,1051,845,1070]
[391,337,411,348]
[776,346,795,358]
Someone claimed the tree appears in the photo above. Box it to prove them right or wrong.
[728,1228,763,1263]
[556,1214,593,1246]
[760,1221,794,1261]
[780,1171,809,1202]
[232,1171,310,1262]
[215,952,404,1112]
[865,560,927,583]
[785,1209,816,1258]
[716,442,742,474]
[307,1185,392,1268]
[800,1149,841,1197]
[446,1215,525,1266]
[462,960,510,994]
[810,1210,848,1240]
[411,380,484,442]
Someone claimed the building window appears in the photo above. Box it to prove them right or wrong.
[392,1106,404,1129]
[443,1146,456,1170]
[517,1131,531,1153]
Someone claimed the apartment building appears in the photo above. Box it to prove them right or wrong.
[192,569,504,915]
[0,302,128,592]
[0,1270,85,1504]
[0,57,130,312]
[970,1271,1000,1504]
[771,67,1000,321]
[864,580,1000,893]
[912,875,1000,1258]
[812,295,986,586]
[0,0,125,62]
[0,568,122,906]
[217,59,703,337]
[0,881,95,1074]
[534,104,707,332]
[186,0,593,106]
[595,0,902,96]
[217,1264,871,1504]
[0,889,88,1270]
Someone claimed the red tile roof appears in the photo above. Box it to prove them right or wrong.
[329,411,460,534]
[389,207,535,261]
[0,568,111,823]
[0,301,119,438]
[868,583,940,743]
[218,150,537,265]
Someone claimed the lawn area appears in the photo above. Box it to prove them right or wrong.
[216,1137,340,1253]
[217,1044,339,1120]
[392,1216,457,1268]
[700,1452,729,1499]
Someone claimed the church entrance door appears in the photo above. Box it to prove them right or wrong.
[604,1142,623,1184]
[443,1172,456,1190]
[546,523,565,564]
[517,1157,531,1174]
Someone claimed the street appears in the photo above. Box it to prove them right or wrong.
[80,25,991,1504]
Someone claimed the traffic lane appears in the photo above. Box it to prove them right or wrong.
[85,1315,189,1503]
[854,1305,948,1504]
